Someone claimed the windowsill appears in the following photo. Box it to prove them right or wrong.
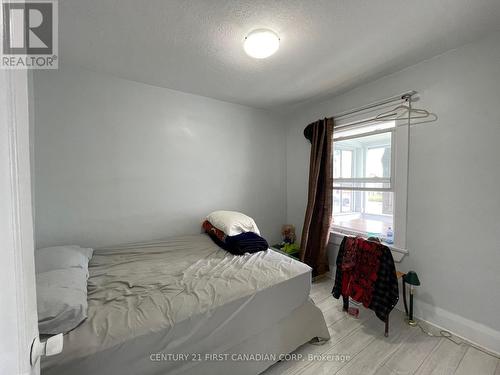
[329,229,408,262]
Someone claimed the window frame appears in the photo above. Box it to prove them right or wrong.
[333,127,395,192]
[331,120,409,251]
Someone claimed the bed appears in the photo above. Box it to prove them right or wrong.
[41,234,330,375]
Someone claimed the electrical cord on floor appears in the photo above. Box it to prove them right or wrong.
[415,320,500,360]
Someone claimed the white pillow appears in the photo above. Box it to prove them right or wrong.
[205,210,260,236]
[36,268,89,334]
[35,245,93,274]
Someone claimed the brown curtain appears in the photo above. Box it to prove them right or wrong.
[300,117,334,277]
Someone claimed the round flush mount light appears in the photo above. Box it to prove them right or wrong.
[244,29,280,59]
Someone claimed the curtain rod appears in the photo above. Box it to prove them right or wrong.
[304,90,418,142]
[334,90,417,120]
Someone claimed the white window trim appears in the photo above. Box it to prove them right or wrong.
[331,119,409,257]
[392,119,409,251]
[329,230,408,263]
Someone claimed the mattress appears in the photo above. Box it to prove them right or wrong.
[41,234,313,375]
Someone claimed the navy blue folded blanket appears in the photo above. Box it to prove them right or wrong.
[207,231,269,256]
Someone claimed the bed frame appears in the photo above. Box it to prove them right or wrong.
[182,299,330,375]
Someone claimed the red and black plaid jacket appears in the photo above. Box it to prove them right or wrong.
[332,236,399,322]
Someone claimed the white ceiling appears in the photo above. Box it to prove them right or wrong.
[59,0,500,109]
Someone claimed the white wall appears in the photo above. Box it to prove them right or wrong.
[285,32,500,354]
[33,66,286,248]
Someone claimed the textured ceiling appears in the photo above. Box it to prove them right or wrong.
[59,0,500,109]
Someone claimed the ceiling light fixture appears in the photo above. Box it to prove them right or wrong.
[244,29,280,59]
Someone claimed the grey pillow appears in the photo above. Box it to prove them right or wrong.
[35,245,93,274]
[36,268,89,334]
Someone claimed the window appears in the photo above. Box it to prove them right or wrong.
[332,120,408,249]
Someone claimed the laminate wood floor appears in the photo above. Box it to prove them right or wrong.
[262,277,499,375]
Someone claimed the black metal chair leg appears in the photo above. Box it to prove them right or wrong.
[342,295,349,312]
[384,315,389,337]
[402,279,409,317]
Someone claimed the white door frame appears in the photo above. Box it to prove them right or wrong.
[0,68,39,375]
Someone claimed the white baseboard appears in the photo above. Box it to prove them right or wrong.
[409,300,500,357]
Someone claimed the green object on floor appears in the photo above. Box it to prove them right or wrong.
[271,243,300,260]
[282,243,300,255]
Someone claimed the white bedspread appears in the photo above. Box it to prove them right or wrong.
[42,234,313,375]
